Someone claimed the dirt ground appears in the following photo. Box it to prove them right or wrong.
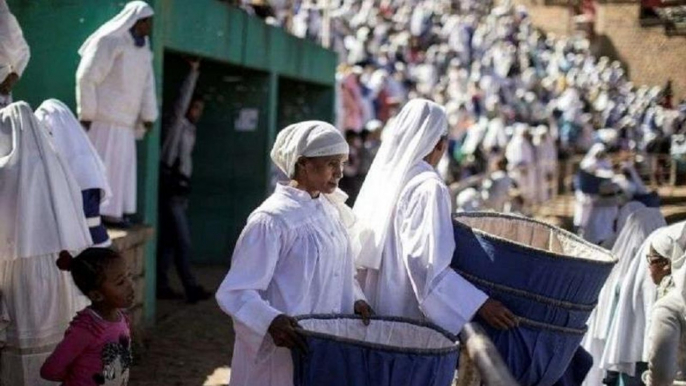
[129,265,234,386]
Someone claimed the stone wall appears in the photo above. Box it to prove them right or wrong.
[109,226,153,343]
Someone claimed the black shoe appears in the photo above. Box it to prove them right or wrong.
[186,286,212,304]
[157,287,183,300]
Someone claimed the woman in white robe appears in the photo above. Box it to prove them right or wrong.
[505,123,537,207]
[582,207,664,386]
[76,1,158,222]
[0,102,91,386]
[645,233,686,385]
[574,143,616,242]
[353,99,517,335]
[215,121,371,386]
[601,221,686,379]
[35,99,112,247]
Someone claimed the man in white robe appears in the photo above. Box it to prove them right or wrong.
[0,0,30,108]
[353,99,517,336]
[216,121,372,386]
[76,1,158,224]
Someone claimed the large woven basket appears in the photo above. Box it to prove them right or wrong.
[452,212,616,386]
[292,315,459,386]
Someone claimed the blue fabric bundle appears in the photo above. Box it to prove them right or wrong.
[633,192,660,208]
[574,169,611,195]
[292,315,458,386]
[451,213,616,386]
[82,189,109,245]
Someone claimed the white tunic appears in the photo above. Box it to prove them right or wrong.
[216,184,364,386]
[361,161,488,335]
[76,33,158,217]
[76,33,157,128]
[646,291,686,386]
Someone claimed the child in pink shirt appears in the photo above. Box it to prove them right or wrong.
[41,248,135,386]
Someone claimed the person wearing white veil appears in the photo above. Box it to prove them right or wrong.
[354,99,517,335]
[574,143,612,235]
[0,0,30,108]
[216,121,372,386]
[35,99,112,247]
[601,221,686,382]
[645,233,686,385]
[76,1,158,225]
[0,102,91,386]
[582,206,664,386]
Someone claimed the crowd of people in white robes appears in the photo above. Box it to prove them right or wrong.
[250,0,686,220]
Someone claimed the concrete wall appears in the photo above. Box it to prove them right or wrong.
[513,1,686,101]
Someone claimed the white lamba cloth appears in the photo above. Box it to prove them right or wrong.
[0,102,91,386]
[76,1,157,128]
[582,207,665,386]
[34,99,111,202]
[601,221,686,376]
[0,102,91,260]
[353,99,448,270]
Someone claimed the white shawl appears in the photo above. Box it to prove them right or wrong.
[0,102,91,260]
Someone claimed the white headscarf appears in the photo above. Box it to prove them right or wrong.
[270,120,349,179]
[35,99,111,201]
[353,99,448,270]
[652,232,685,263]
[78,1,154,57]
[0,102,91,260]
[580,143,611,173]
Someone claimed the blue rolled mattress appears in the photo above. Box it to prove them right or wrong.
[292,315,459,386]
[451,213,616,386]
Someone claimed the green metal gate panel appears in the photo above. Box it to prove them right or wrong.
[163,53,270,264]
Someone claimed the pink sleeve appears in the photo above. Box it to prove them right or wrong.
[40,325,94,382]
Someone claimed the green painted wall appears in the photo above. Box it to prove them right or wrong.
[8,0,336,320]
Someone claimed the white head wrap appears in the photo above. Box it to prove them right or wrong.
[0,102,91,260]
[651,232,685,262]
[353,99,448,270]
[34,99,111,201]
[270,120,349,179]
[78,1,154,57]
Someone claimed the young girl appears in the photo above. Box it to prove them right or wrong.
[41,248,135,386]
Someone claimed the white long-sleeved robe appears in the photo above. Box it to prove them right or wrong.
[361,161,488,335]
[646,291,686,386]
[216,184,365,386]
[76,33,158,217]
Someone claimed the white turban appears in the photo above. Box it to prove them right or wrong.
[270,120,349,178]
[353,99,448,269]
[78,1,154,57]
